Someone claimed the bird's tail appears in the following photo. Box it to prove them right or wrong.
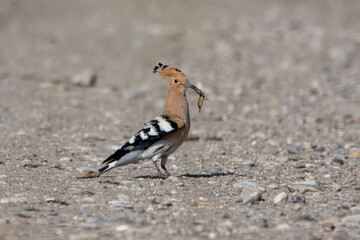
[99,164,110,174]
[99,159,121,174]
[99,148,130,174]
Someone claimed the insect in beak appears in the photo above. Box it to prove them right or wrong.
[183,82,208,112]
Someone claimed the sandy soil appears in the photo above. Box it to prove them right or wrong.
[0,0,359,239]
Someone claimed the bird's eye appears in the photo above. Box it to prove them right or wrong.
[174,79,178,84]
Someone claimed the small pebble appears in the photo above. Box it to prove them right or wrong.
[274,192,288,204]
[75,167,100,179]
[312,144,325,153]
[133,206,145,213]
[239,160,256,167]
[288,195,306,203]
[102,216,134,223]
[226,169,235,174]
[45,198,69,205]
[294,162,305,168]
[287,180,323,192]
[332,183,342,192]
[247,162,256,167]
[242,191,262,205]
[297,214,315,221]
[0,219,10,224]
[331,155,346,165]
[251,216,268,228]
[23,163,40,168]
[166,176,180,182]
[80,197,99,203]
[59,157,72,162]
[69,233,99,240]
[109,200,131,207]
[287,155,299,161]
[23,206,39,212]
[148,196,159,204]
[16,213,31,218]
[277,157,288,163]
[287,146,298,154]
[0,196,28,204]
[276,223,290,231]
[267,183,280,189]
[234,181,263,204]
[116,225,130,232]
[71,70,97,87]
[335,211,347,217]
[233,181,260,191]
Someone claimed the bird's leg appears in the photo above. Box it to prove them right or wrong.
[152,155,168,179]
[160,155,170,176]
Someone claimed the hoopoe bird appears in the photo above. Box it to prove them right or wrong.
[99,63,202,178]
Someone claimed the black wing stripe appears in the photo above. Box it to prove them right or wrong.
[168,120,178,130]
[102,148,130,164]
[161,115,179,130]
[152,122,161,134]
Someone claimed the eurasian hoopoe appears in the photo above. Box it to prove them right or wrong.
[99,63,202,178]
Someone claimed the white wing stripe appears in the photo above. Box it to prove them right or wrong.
[158,120,174,132]
[155,116,174,133]
[148,125,158,136]
[128,136,136,144]
[140,131,148,140]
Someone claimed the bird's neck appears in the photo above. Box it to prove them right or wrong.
[163,88,190,124]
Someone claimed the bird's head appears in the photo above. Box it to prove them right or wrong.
[153,62,199,94]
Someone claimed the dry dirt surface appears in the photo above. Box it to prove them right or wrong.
[1,1,360,239]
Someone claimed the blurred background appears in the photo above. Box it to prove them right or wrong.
[1,0,360,163]
[0,0,359,156]
[1,0,359,146]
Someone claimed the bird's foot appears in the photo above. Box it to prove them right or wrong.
[153,160,171,179]
[158,171,170,179]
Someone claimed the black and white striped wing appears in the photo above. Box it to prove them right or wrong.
[99,115,179,173]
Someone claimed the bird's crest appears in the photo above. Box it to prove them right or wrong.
[153,62,186,81]
[153,62,167,73]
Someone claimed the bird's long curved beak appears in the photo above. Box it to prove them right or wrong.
[184,82,199,91]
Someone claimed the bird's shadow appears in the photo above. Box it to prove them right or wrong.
[179,172,235,178]
[134,175,163,179]
[135,172,234,179]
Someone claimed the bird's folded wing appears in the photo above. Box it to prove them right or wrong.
[102,115,181,165]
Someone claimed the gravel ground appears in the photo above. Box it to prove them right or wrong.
[1,1,360,239]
